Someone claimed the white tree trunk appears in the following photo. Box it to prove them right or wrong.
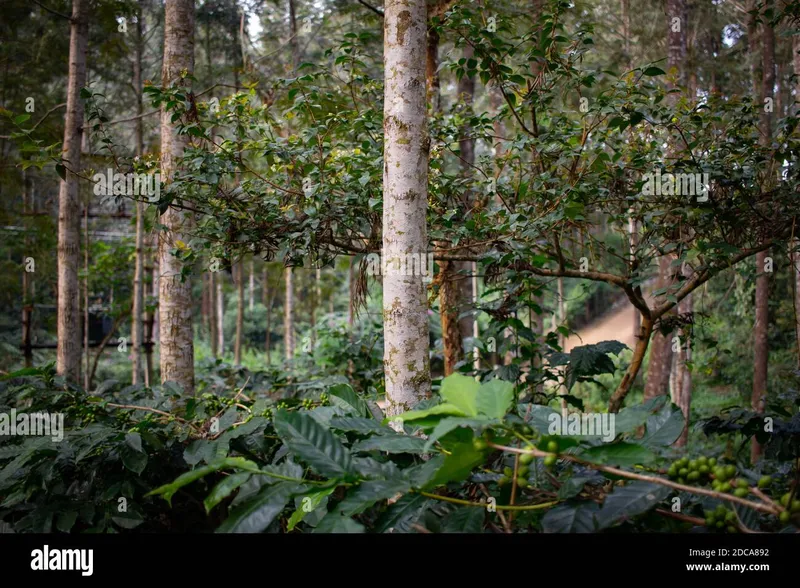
[158,0,195,394]
[131,4,145,385]
[382,0,431,416]
[56,0,89,383]
[248,257,255,312]
[284,266,294,360]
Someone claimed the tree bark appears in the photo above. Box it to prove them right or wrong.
[249,257,255,312]
[382,0,431,415]
[752,1,774,463]
[22,169,33,368]
[235,262,244,364]
[131,2,146,385]
[793,34,800,370]
[210,269,218,357]
[216,273,224,354]
[284,266,294,360]
[674,261,692,447]
[56,0,89,383]
[158,0,195,394]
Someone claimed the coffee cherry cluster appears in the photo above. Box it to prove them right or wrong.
[704,504,739,533]
[300,398,315,410]
[779,493,800,521]
[667,456,720,485]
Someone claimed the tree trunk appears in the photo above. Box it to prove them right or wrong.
[210,269,218,357]
[249,257,255,312]
[382,0,431,416]
[644,256,675,400]
[158,0,195,394]
[752,1,774,463]
[289,0,299,69]
[83,204,89,390]
[216,274,224,354]
[145,249,156,385]
[235,262,244,364]
[793,34,800,369]
[56,0,89,383]
[674,261,692,446]
[131,4,145,385]
[21,169,33,368]
[284,266,294,360]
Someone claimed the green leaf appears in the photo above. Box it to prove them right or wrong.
[328,383,370,417]
[13,114,31,125]
[391,403,467,425]
[475,379,515,419]
[330,417,394,436]
[55,164,66,181]
[217,482,302,533]
[124,432,143,453]
[581,442,656,467]
[614,395,667,435]
[332,480,410,517]
[440,374,480,416]
[641,402,685,447]
[56,510,78,533]
[563,341,628,390]
[525,404,560,434]
[147,458,260,505]
[425,441,485,489]
[204,473,252,513]
[373,493,429,533]
[121,445,147,475]
[424,417,493,451]
[442,506,485,533]
[111,509,144,530]
[273,410,354,478]
[595,482,672,529]
[542,503,598,533]
[643,66,666,76]
[313,513,365,533]
[352,435,428,454]
[287,486,337,531]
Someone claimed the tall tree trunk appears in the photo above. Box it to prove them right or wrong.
[263,265,272,364]
[57,0,89,383]
[752,0,774,463]
[158,0,195,394]
[249,257,255,312]
[210,269,218,357]
[644,0,685,402]
[792,34,800,370]
[216,274,224,354]
[21,169,33,368]
[83,204,89,390]
[289,0,300,69]
[674,261,692,446]
[383,0,431,416]
[284,267,294,360]
[145,249,157,385]
[235,262,244,364]
[131,3,146,385]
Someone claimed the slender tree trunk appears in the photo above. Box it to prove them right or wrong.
[83,204,89,390]
[235,262,244,364]
[131,4,145,385]
[674,261,692,446]
[158,0,195,394]
[383,0,431,416]
[249,257,254,312]
[209,269,218,357]
[263,265,272,365]
[284,267,294,360]
[22,169,32,368]
[56,0,89,383]
[792,34,800,370]
[145,250,156,385]
[289,0,299,69]
[752,1,774,463]
[216,274,224,354]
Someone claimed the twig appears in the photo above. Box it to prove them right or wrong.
[488,442,783,516]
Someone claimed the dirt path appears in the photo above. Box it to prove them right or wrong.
[563,303,639,353]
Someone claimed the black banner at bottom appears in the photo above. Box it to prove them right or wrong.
[0,532,795,580]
